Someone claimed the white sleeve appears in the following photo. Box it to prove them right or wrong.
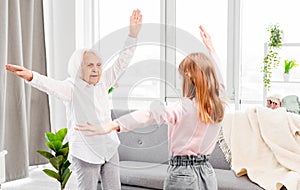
[26,71,73,102]
[101,36,137,89]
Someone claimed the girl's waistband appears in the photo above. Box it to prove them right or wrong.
[169,155,209,166]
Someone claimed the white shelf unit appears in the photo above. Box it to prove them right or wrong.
[263,43,300,105]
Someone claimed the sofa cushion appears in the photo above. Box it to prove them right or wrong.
[120,161,263,190]
[112,109,169,163]
[215,169,264,190]
[111,109,135,120]
[120,161,168,189]
[209,143,231,170]
[118,125,169,163]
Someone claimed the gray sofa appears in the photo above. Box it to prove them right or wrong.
[111,109,264,190]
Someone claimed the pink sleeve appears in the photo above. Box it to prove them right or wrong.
[115,101,184,132]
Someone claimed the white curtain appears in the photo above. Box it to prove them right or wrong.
[0,0,50,181]
[43,0,75,132]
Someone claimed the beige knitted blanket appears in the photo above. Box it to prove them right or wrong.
[220,107,300,190]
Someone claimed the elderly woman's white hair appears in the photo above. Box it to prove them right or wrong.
[67,48,102,79]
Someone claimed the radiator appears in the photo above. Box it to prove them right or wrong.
[0,150,7,184]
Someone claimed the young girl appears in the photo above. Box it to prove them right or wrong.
[6,9,142,190]
[76,25,225,190]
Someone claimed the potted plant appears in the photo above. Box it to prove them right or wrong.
[37,128,72,190]
[283,59,298,81]
[261,24,283,90]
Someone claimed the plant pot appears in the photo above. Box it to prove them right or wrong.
[283,73,290,82]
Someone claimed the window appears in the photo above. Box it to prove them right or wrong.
[176,0,228,91]
[76,0,162,110]
[76,0,229,109]
[240,0,300,109]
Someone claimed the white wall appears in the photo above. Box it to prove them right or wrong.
[43,0,76,131]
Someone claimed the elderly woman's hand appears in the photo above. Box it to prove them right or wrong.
[75,121,119,136]
[6,64,33,81]
[129,9,142,38]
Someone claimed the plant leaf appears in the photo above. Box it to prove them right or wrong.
[108,86,114,94]
[50,155,64,170]
[62,171,72,189]
[45,132,55,142]
[57,147,69,157]
[46,141,62,152]
[62,142,69,149]
[53,141,63,151]
[62,168,70,180]
[55,128,68,142]
[43,169,60,181]
[36,150,54,159]
[61,160,71,173]
[45,142,56,152]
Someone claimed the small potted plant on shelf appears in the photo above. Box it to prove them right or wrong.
[283,59,298,82]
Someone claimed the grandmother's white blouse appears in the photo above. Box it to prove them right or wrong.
[27,37,137,164]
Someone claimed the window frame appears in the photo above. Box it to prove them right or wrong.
[75,0,238,109]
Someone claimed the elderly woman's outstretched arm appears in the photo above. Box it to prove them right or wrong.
[6,64,73,102]
[101,9,143,89]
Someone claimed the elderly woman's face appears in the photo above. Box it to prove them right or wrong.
[81,52,102,85]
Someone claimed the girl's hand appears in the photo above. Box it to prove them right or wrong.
[75,121,119,136]
[199,25,215,54]
[5,64,33,81]
[129,9,143,38]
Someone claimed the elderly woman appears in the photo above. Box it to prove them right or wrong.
[6,9,142,190]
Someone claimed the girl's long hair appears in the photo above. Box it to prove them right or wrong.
[178,52,224,124]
